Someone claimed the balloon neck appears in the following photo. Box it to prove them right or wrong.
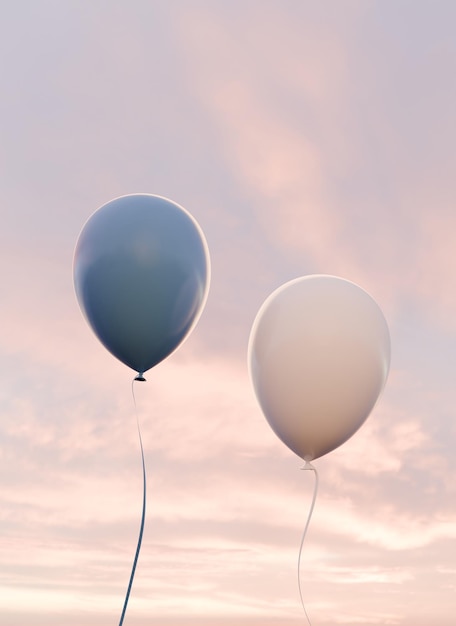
[301,460,315,471]
[134,373,146,382]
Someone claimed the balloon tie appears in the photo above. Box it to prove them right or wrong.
[118,378,147,626]
[298,461,319,626]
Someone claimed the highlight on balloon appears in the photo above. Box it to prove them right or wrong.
[73,193,211,624]
[248,274,391,624]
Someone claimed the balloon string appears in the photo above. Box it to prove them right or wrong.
[297,462,319,626]
[118,379,147,626]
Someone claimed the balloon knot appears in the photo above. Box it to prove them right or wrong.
[301,460,315,471]
[134,373,146,382]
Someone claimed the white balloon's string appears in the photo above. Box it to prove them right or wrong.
[298,462,319,626]
[118,378,147,626]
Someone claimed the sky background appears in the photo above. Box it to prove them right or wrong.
[1,1,456,625]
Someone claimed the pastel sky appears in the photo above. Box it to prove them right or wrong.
[1,2,455,625]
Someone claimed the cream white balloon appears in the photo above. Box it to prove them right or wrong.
[248,275,391,462]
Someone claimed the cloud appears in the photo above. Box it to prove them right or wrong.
[171,1,456,336]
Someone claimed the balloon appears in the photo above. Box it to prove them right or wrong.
[248,275,390,461]
[73,194,210,377]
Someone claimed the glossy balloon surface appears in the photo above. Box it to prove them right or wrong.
[248,275,390,461]
[74,194,210,375]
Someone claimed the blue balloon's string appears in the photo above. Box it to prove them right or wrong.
[118,379,147,626]
[298,462,319,626]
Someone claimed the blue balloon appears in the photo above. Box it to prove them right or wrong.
[73,194,210,377]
